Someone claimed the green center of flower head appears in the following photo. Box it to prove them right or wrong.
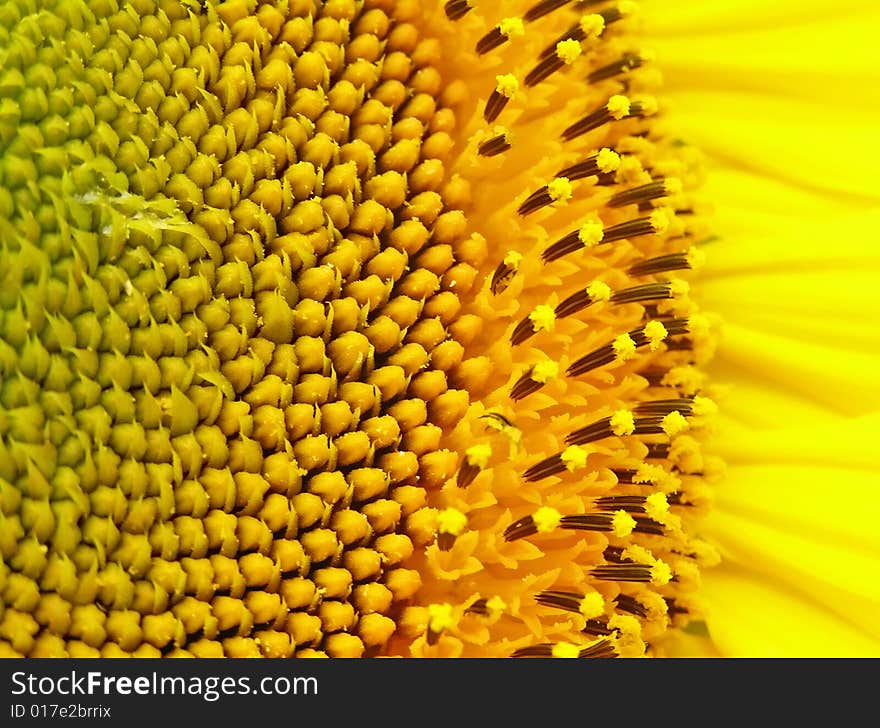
[0,0,721,658]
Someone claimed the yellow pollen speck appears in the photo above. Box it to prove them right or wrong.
[529,305,556,332]
[650,207,672,234]
[486,596,507,615]
[579,592,605,619]
[662,411,690,437]
[689,314,712,340]
[611,510,636,538]
[645,493,670,522]
[503,250,523,267]
[687,246,707,270]
[597,147,622,174]
[466,443,493,469]
[548,177,574,204]
[644,320,668,351]
[669,435,703,473]
[495,74,519,99]
[692,396,718,417]
[670,278,690,298]
[637,591,669,622]
[560,445,589,472]
[609,614,642,639]
[610,409,636,437]
[618,155,645,183]
[586,281,612,302]
[552,642,581,659]
[532,359,559,383]
[618,0,639,16]
[427,603,456,633]
[556,39,583,65]
[499,17,525,40]
[613,333,637,362]
[661,366,704,395]
[579,14,606,38]
[578,219,605,247]
[533,506,562,533]
[665,177,684,195]
[438,508,468,537]
[607,95,631,120]
[623,545,657,565]
[637,95,659,116]
[650,561,673,586]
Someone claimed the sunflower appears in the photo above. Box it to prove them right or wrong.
[0,0,875,658]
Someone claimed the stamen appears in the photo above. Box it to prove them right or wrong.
[588,52,645,83]
[564,413,672,447]
[615,594,649,618]
[490,250,522,294]
[536,590,605,618]
[444,0,473,20]
[556,147,621,181]
[510,359,559,401]
[562,95,656,141]
[627,251,692,276]
[437,508,468,551]
[511,638,616,658]
[523,0,576,23]
[609,178,681,208]
[517,176,575,215]
[478,130,513,157]
[457,443,492,488]
[566,318,689,377]
[485,74,519,123]
[510,304,556,346]
[542,209,670,263]
[476,17,525,55]
[525,39,583,87]
[555,279,611,318]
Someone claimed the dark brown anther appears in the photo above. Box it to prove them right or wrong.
[510,371,544,402]
[484,89,510,123]
[595,495,648,513]
[523,453,566,482]
[589,52,644,83]
[466,599,489,616]
[478,133,512,157]
[542,228,588,263]
[490,255,520,295]
[445,0,472,20]
[610,282,673,305]
[503,515,538,541]
[517,186,552,216]
[609,179,670,208]
[510,315,538,346]
[535,590,585,613]
[555,288,596,318]
[525,54,566,87]
[645,442,671,459]
[615,594,649,618]
[633,397,695,416]
[476,26,507,55]
[512,639,615,658]
[523,0,574,22]
[591,564,653,583]
[437,532,456,551]
[627,252,691,276]
[557,151,614,181]
[456,460,480,488]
